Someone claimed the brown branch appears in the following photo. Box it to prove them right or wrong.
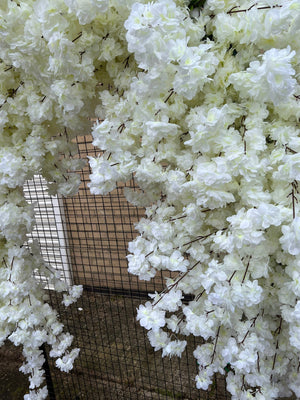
[164,89,175,103]
[123,56,130,68]
[271,317,283,374]
[285,146,297,154]
[180,229,222,248]
[117,123,125,133]
[72,32,82,42]
[154,260,202,307]
[228,270,236,284]
[274,317,282,336]
[241,256,251,284]
[176,315,185,327]
[292,186,296,219]
[169,215,187,222]
[151,259,202,308]
[239,313,259,344]
[227,4,282,14]
[145,250,154,258]
[241,375,245,391]
[195,289,205,301]
[287,181,298,219]
[211,326,220,364]
[0,99,7,109]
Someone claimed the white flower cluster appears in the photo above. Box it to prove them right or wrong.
[88,0,300,399]
[1,0,300,399]
[0,0,134,398]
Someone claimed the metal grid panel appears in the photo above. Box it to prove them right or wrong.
[24,135,230,400]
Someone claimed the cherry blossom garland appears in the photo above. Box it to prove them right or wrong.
[1,0,300,399]
[0,0,134,398]
[89,0,300,399]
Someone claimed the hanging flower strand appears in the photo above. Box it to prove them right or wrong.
[0,0,134,398]
[89,0,300,399]
[0,0,300,399]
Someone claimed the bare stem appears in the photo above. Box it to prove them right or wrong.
[164,89,175,103]
[169,215,187,222]
[145,250,154,258]
[211,326,220,364]
[195,289,205,301]
[180,229,222,248]
[239,313,259,344]
[272,317,283,373]
[241,256,251,284]
[227,4,282,14]
[228,270,236,284]
[72,32,82,42]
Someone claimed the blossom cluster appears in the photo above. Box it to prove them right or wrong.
[88,0,300,399]
[0,0,134,398]
[1,0,300,399]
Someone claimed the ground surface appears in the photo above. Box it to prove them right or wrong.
[0,343,28,399]
[0,291,296,400]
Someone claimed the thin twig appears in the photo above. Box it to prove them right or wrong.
[228,270,236,284]
[72,32,82,42]
[211,326,220,364]
[169,215,187,222]
[241,256,251,284]
[239,313,259,344]
[164,89,175,103]
[180,229,222,248]
[227,4,282,14]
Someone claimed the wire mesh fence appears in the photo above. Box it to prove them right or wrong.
[22,135,231,400]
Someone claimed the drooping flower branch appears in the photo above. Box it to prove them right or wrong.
[89,1,300,399]
[1,0,300,399]
[0,0,135,398]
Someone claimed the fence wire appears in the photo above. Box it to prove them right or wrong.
[23,135,230,400]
